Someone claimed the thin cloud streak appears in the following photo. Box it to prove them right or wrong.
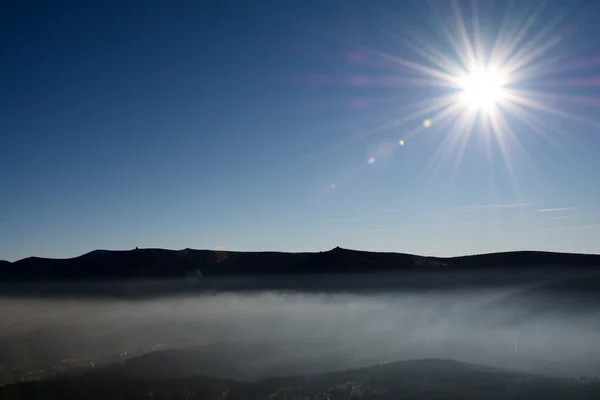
[542,224,600,231]
[536,207,575,212]
[544,215,581,220]
[420,203,532,219]
[357,228,389,234]
[328,217,360,222]
[454,203,534,212]
[372,209,403,214]
[420,212,451,217]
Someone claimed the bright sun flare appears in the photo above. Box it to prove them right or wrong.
[348,1,600,191]
[459,66,506,113]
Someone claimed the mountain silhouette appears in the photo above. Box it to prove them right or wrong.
[1,248,599,282]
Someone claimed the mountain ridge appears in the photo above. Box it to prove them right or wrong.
[1,247,599,282]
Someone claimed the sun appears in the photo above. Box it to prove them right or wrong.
[458,65,506,113]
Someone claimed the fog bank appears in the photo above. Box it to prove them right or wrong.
[1,275,600,382]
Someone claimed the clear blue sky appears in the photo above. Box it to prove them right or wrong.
[2,0,600,261]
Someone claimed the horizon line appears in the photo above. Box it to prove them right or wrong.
[3,246,599,264]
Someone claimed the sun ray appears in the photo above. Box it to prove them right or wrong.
[479,113,495,171]
[372,6,467,78]
[367,47,460,83]
[425,107,469,178]
[506,90,600,129]
[516,90,600,109]
[493,106,526,158]
[504,55,562,84]
[424,108,479,193]
[450,0,478,66]
[503,29,564,77]
[434,3,476,70]
[488,111,521,194]
[501,102,564,150]
[448,109,478,183]
[490,1,547,68]
[470,0,485,65]
[333,93,460,147]
[380,25,467,78]
[489,0,517,69]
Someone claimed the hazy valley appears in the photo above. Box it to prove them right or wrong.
[2,271,600,385]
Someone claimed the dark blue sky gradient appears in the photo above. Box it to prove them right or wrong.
[2,1,600,261]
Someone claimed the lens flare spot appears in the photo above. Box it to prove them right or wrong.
[423,119,432,127]
[330,183,336,189]
[368,157,376,164]
[399,140,405,146]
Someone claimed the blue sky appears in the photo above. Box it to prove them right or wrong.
[2,0,600,261]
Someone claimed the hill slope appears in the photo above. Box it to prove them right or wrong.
[2,357,599,400]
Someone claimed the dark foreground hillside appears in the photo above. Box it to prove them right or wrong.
[2,358,599,400]
[2,247,600,282]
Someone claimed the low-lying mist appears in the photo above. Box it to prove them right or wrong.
[1,271,600,381]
